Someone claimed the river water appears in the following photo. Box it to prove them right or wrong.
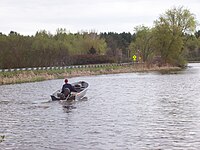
[0,63,200,150]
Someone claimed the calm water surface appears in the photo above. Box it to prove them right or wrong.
[0,63,200,150]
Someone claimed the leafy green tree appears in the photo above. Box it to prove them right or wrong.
[185,35,198,60]
[129,26,155,62]
[100,32,135,62]
[0,34,8,68]
[153,6,197,66]
[81,32,107,55]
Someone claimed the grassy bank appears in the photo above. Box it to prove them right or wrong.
[0,64,181,85]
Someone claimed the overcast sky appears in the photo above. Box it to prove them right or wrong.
[0,0,199,35]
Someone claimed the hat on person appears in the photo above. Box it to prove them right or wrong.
[64,79,68,83]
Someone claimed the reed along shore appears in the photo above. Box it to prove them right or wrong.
[0,64,182,85]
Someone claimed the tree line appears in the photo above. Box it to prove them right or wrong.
[0,29,135,69]
[0,6,199,69]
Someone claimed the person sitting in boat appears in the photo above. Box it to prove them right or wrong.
[61,79,77,97]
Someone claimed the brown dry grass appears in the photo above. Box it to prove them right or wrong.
[0,64,181,85]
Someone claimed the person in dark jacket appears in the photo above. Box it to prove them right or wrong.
[61,79,77,96]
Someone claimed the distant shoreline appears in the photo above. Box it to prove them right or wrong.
[188,61,200,63]
[0,64,182,85]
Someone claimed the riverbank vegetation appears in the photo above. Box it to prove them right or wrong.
[0,6,199,84]
[0,64,182,85]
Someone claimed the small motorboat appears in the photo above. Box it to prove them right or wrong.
[50,81,89,101]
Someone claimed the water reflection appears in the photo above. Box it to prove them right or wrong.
[0,63,200,149]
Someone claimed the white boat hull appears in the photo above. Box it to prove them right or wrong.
[51,81,89,101]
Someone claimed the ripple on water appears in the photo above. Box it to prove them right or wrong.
[0,63,200,149]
